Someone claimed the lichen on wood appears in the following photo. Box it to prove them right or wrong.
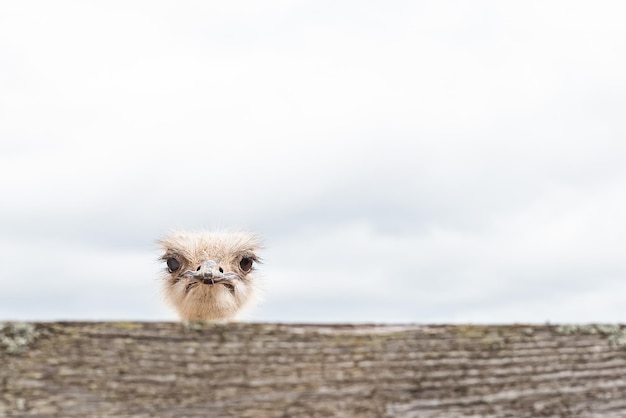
[0,322,40,354]
[555,324,626,349]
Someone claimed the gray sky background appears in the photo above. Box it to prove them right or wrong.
[1,1,625,323]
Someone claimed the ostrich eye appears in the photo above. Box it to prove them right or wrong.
[239,257,253,273]
[166,258,180,273]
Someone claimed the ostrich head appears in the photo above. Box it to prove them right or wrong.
[158,230,262,321]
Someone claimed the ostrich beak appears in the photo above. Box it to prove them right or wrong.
[180,259,233,285]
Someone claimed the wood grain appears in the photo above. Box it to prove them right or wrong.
[2,322,626,417]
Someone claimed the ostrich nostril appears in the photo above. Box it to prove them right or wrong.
[219,267,224,273]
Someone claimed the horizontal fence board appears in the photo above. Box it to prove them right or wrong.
[1,322,626,417]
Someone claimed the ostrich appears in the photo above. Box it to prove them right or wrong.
[158,230,262,321]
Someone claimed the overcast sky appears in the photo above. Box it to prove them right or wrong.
[1,1,625,324]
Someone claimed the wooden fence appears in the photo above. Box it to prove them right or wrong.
[2,322,626,417]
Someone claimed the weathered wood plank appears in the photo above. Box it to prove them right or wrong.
[1,322,626,417]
